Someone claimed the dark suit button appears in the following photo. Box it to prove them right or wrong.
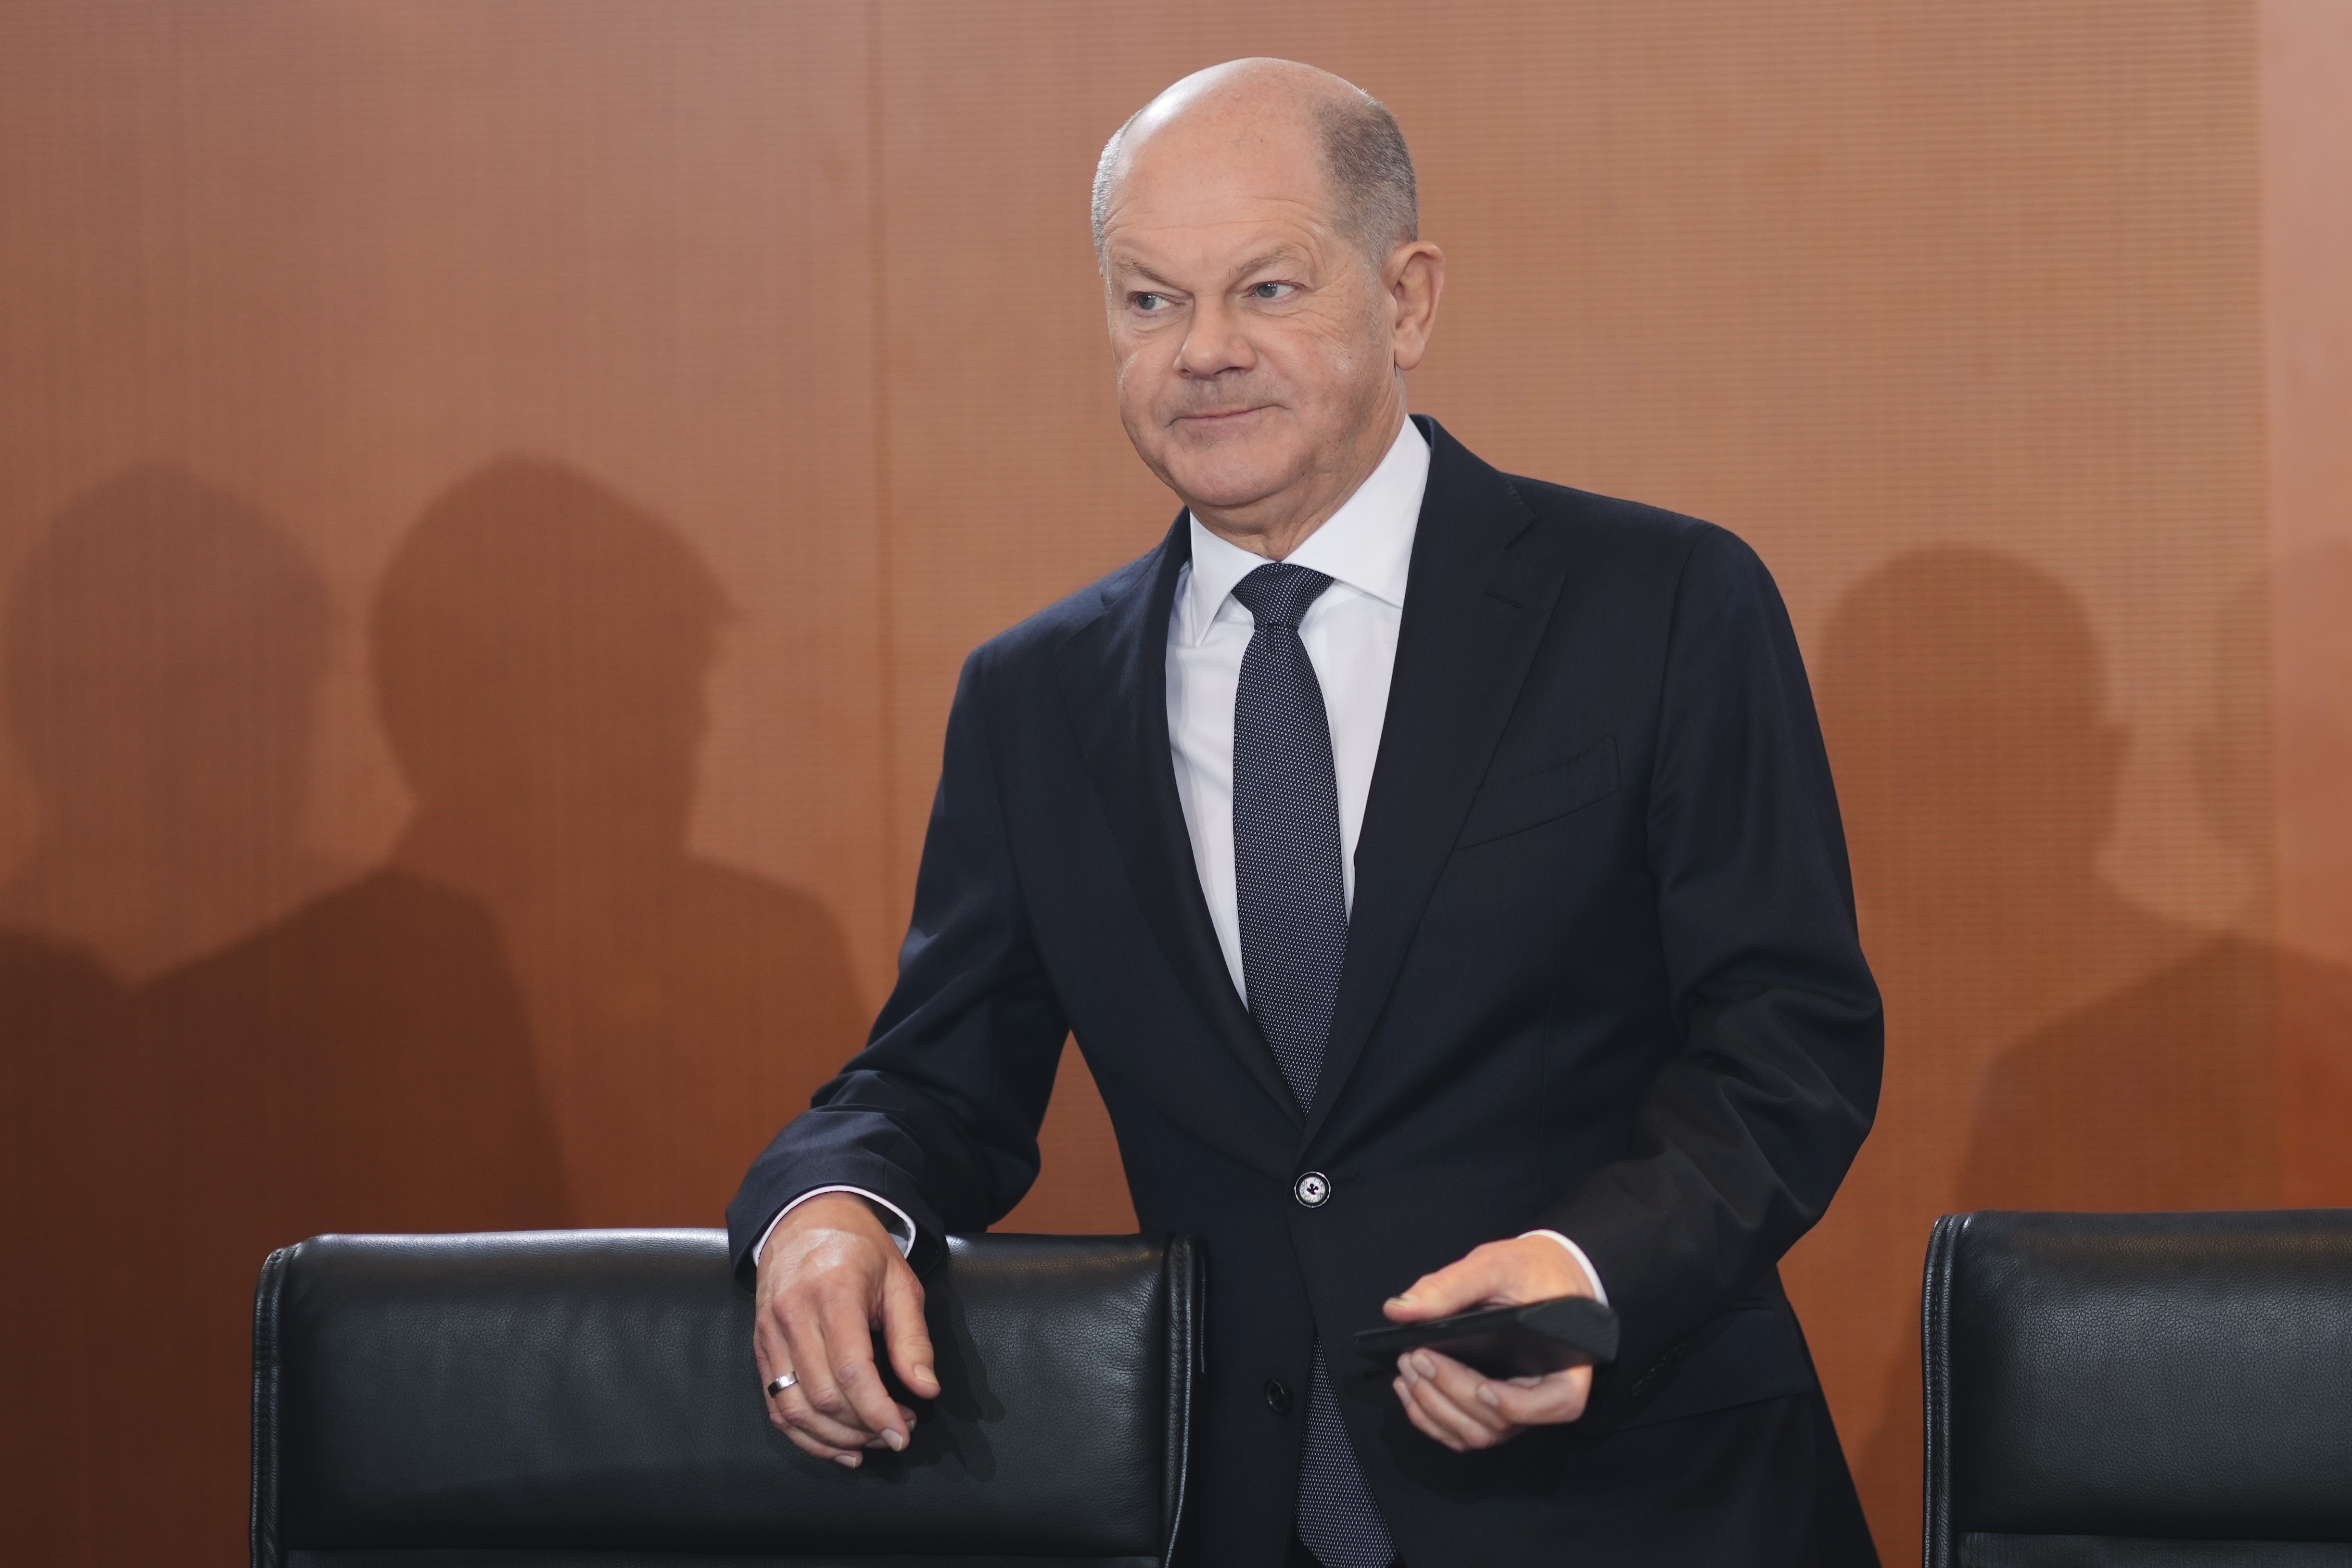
[1294,1171,1331,1208]
[1264,1378,1292,1415]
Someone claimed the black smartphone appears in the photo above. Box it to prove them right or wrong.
[1353,1294,1619,1380]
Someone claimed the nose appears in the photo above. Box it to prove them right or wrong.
[1174,294,1254,381]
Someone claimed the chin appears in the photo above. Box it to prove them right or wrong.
[1157,439,1300,515]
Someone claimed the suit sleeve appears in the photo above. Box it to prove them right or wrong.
[1532,524,1882,1371]
[725,645,1071,1284]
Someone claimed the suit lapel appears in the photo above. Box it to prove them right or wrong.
[1054,516,1303,1126]
[1302,418,1572,1146]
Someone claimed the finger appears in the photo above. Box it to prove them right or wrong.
[753,1316,800,1438]
[758,1331,864,1461]
[1404,1350,1514,1441]
[774,1369,876,1456]
[817,1288,913,1451]
[879,1263,941,1401]
[755,1301,855,1455]
[1395,1374,1470,1452]
[772,1355,882,1458]
[1384,1241,1518,1321]
[1407,1349,1514,1433]
[776,1400,860,1462]
[1482,1363,1594,1427]
[768,1289,869,1452]
[779,1293,884,1458]
[1398,1363,1505,1449]
[1397,1351,1504,1449]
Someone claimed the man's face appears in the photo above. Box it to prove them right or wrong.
[1098,111,1397,522]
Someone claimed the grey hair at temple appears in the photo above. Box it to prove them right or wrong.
[1089,81,1419,266]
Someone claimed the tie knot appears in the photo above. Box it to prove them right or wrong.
[1230,561,1335,630]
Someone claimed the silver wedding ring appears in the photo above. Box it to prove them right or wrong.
[765,1371,798,1397]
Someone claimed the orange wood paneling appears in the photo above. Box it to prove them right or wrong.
[0,4,2339,1562]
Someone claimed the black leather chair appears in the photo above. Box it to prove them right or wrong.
[252,1229,1202,1568]
[1923,1209,2352,1568]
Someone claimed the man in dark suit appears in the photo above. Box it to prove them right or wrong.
[730,58,1882,1567]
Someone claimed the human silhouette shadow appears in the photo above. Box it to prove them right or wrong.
[0,464,342,1565]
[133,866,571,1568]
[0,928,140,1566]
[0,464,345,975]
[0,465,565,1568]
[370,456,868,1227]
[1947,548,2352,1214]
[1830,547,2352,1550]
[1818,546,2195,1551]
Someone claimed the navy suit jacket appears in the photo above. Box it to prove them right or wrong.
[730,418,1884,1566]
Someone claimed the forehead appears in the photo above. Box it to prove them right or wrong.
[1101,110,1341,273]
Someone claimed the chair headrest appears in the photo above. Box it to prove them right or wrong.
[253,1229,1201,1565]
[1927,1208,2352,1547]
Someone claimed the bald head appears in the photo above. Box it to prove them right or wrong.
[1092,59,1416,265]
[1091,58,1444,558]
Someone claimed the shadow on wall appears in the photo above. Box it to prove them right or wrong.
[0,458,871,1567]
[1822,546,2352,1552]
[372,455,869,1226]
[0,465,347,975]
[0,466,567,1566]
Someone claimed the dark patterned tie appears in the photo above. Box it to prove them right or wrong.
[1229,562,1397,1568]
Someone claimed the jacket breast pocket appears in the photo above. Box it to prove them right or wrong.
[1455,737,1619,849]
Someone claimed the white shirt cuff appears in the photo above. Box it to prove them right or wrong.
[1520,1229,1609,1307]
[752,1186,917,1264]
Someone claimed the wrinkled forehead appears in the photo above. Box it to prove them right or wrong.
[1100,112,1340,275]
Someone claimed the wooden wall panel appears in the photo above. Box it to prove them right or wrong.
[2267,0,2352,971]
[0,2,2338,1561]
[0,5,889,1559]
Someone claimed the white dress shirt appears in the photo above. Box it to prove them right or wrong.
[1166,418,1424,997]
[761,418,1603,1305]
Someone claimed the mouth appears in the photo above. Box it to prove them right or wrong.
[1171,406,1271,426]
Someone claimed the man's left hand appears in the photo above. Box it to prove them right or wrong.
[1381,1236,1598,1452]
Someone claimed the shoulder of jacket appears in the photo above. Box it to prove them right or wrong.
[966,544,1163,677]
[1502,472,1710,550]
[1499,473,1769,584]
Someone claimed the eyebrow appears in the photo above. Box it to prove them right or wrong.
[1110,256,1185,290]
[1109,247,1309,291]
[1229,249,1304,280]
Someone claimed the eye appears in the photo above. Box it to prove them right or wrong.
[1131,291,1171,313]
[1249,280,1297,301]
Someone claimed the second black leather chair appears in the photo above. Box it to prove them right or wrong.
[1923,1209,2352,1568]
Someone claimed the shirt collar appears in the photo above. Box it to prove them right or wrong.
[1178,417,1429,647]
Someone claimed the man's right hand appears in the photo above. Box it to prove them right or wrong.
[753,1192,941,1466]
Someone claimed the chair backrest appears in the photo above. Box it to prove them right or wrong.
[253,1229,1202,1568]
[1923,1209,2352,1568]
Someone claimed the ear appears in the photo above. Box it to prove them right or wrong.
[1385,241,1446,371]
